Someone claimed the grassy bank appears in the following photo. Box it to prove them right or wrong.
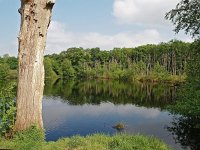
[136,74,186,84]
[0,127,170,150]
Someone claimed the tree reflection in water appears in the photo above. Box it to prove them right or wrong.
[167,116,200,150]
[44,79,177,109]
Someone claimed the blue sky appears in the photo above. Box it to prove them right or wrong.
[0,0,192,56]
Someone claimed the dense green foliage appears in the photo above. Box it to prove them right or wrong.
[0,81,16,137]
[0,40,191,82]
[166,0,200,117]
[0,55,18,79]
[0,126,170,150]
[165,0,200,38]
[0,54,18,70]
[61,59,76,79]
[44,57,58,79]
[168,40,200,117]
[165,3,200,148]
[0,63,10,79]
[44,40,190,82]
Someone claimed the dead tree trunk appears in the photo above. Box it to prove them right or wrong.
[15,0,55,131]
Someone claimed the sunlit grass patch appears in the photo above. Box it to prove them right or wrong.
[0,127,171,150]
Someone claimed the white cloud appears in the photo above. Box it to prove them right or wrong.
[46,21,164,54]
[113,0,180,25]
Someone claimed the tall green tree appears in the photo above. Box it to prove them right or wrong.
[166,0,200,117]
[170,41,200,116]
[0,63,10,79]
[44,57,58,79]
[62,59,75,79]
[165,0,200,39]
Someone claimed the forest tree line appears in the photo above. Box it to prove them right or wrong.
[0,40,191,82]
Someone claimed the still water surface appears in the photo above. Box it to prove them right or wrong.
[42,79,196,150]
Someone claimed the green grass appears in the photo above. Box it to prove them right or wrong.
[0,127,171,150]
[136,74,186,84]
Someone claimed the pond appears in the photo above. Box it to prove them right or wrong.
[1,79,199,150]
[42,79,196,150]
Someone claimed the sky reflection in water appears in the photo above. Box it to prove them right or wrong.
[42,79,186,150]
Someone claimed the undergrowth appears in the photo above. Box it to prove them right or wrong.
[0,126,171,150]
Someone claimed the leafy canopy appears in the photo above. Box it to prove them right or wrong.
[165,0,200,39]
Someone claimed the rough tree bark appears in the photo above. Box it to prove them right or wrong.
[15,0,55,131]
